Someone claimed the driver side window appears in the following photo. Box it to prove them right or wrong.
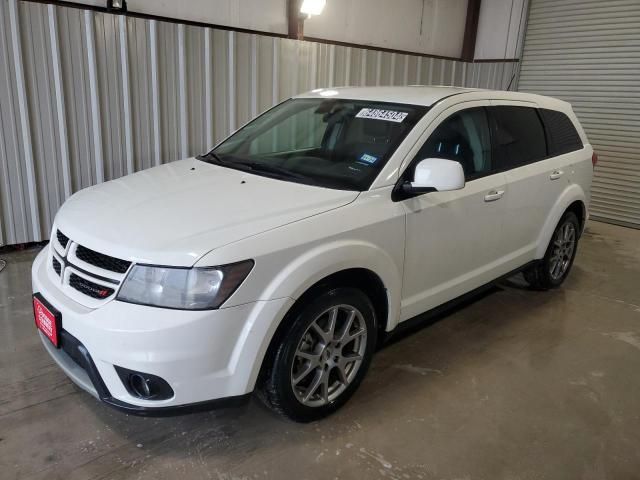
[413,107,492,180]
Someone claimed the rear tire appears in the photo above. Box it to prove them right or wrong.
[524,211,580,290]
[259,287,377,422]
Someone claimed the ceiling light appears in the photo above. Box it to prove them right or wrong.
[107,0,127,11]
[300,0,326,16]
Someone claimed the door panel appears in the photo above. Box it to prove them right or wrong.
[399,104,507,321]
[400,172,507,320]
[502,158,566,267]
[489,103,567,269]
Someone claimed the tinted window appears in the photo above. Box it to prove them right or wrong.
[412,107,492,180]
[539,108,583,156]
[212,98,427,191]
[492,106,547,168]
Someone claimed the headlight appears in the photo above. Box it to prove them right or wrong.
[117,260,254,310]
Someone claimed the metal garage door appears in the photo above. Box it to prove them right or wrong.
[518,0,640,228]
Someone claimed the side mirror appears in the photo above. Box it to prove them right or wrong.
[395,158,465,200]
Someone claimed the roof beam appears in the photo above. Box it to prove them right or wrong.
[461,0,482,62]
[287,0,304,39]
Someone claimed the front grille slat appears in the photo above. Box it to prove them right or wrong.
[75,245,131,274]
[68,273,115,299]
[56,230,69,249]
[52,257,61,276]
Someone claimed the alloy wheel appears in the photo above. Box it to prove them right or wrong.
[549,221,576,281]
[291,304,368,407]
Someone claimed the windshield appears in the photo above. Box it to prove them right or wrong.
[202,98,428,191]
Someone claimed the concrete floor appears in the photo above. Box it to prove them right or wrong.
[1,220,639,480]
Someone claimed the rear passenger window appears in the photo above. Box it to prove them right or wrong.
[492,106,547,168]
[539,108,583,156]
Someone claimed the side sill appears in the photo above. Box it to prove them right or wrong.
[383,260,537,343]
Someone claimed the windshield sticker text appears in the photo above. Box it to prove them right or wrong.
[356,108,408,123]
[359,153,379,164]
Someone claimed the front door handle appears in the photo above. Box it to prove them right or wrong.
[550,170,564,180]
[484,190,505,202]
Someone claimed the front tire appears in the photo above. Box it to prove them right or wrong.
[259,287,377,422]
[524,211,580,290]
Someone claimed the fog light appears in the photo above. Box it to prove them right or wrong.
[129,373,152,398]
[115,366,174,400]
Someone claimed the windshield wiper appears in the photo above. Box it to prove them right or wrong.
[197,153,311,183]
[197,151,256,174]
[231,160,311,181]
[196,151,225,165]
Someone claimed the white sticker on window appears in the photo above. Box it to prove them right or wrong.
[356,108,408,123]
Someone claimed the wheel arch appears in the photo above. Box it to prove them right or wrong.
[241,239,402,393]
[255,266,391,392]
[258,240,401,328]
[535,184,587,258]
[566,199,586,234]
[278,267,389,341]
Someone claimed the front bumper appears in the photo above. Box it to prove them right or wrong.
[32,247,293,413]
[38,329,250,415]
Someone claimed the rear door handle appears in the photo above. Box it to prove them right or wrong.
[550,170,564,180]
[484,190,505,202]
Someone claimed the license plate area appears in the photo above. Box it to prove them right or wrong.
[33,293,62,347]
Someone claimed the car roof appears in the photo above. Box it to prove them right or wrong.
[295,86,474,106]
[294,85,569,109]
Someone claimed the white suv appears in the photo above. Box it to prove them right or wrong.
[32,86,594,421]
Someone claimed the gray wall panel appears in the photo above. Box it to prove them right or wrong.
[0,0,24,244]
[157,20,179,164]
[21,2,61,234]
[2,0,35,243]
[58,7,95,191]
[0,0,518,245]
[210,28,229,143]
[129,17,154,171]
[186,25,206,156]
[95,11,125,180]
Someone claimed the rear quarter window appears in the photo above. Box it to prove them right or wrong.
[539,108,583,156]
[492,106,547,168]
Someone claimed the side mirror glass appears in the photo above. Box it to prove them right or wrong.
[398,158,465,199]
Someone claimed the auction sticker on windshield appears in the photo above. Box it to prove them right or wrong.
[355,108,408,123]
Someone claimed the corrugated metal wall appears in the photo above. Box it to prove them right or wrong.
[518,0,640,228]
[0,0,519,246]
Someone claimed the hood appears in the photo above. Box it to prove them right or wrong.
[55,158,358,266]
